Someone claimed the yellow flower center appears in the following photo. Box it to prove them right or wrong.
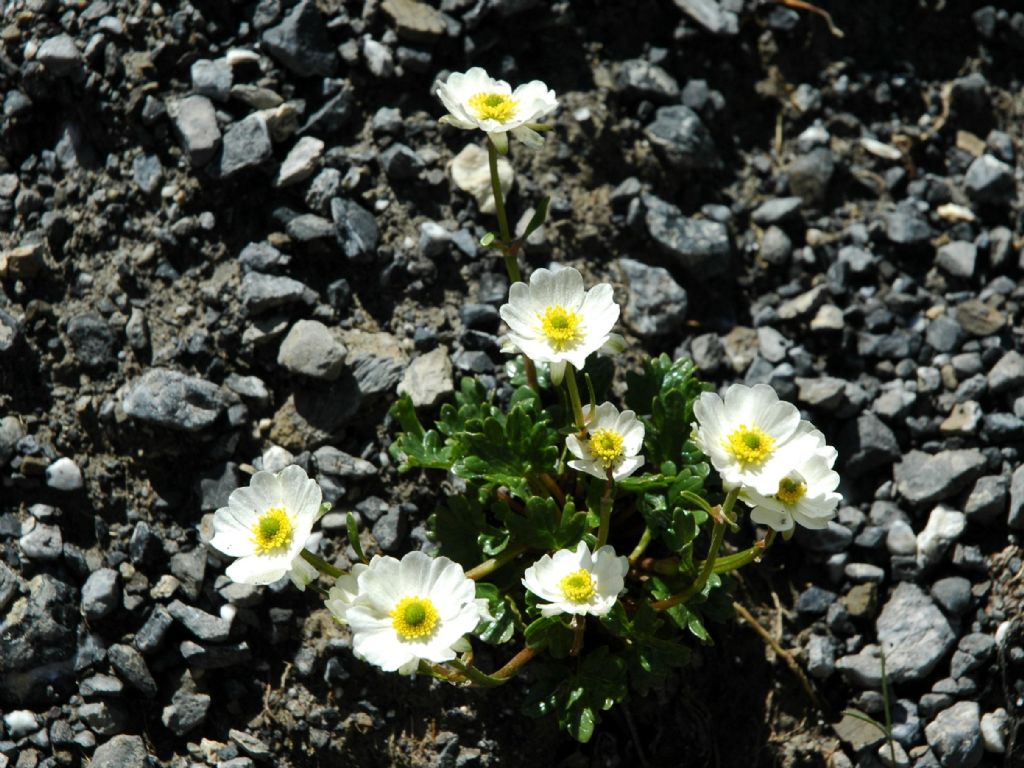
[468,92,518,123]
[776,476,807,505]
[559,569,596,602]
[724,425,775,465]
[391,596,440,641]
[540,305,581,350]
[590,429,624,467]
[252,507,294,554]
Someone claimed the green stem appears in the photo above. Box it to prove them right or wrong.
[710,530,775,574]
[449,660,507,688]
[596,478,613,549]
[649,488,739,612]
[300,548,344,579]
[465,545,528,581]
[628,526,653,565]
[564,365,585,431]
[487,139,519,283]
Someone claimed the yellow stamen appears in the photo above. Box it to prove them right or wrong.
[540,305,581,350]
[590,429,624,468]
[776,476,807,505]
[559,569,596,602]
[468,92,518,123]
[391,596,440,641]
[724,425,775,465]
[252,507,294,554]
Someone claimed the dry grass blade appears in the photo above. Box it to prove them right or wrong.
[776,0,845,37]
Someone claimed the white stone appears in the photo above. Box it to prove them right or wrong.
[397,346,454,408]
[275,136,324,187]
[45,457,83,491]
[449,144,513,214]
[916,504,966,569]
[981,708,1007,753]
[262,445,295,474]
[4,710,38,737]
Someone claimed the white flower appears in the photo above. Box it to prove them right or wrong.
[522,541,628,618]
[566,402,645,481]
[436,67,557,153]
[345,551,481,674]
[692,383,805,495]
[210,465,322,587]
[499,267,619,384]
[325,562,368,625]
[740,445,842,532]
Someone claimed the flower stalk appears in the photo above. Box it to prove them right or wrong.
[564,365,586,431]
[300,548,344,579]
[650,487,739,612]
[465,545,528,581]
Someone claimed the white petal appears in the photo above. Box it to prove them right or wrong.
[568,458,606,480]
[549,360,567,385]
[565,434,586,461]
[612,455,644,480]
[511,124,544,148]
[749,504,795,533]
[226,554,289,585]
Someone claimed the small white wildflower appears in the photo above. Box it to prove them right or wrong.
[692,383,804,495]
[566,402,645,481]
[210,465,322,588]
[499,267,619,384]
[740,445,842,532]
[436,66,557,153]
[325,562,368,625]
[522,541,628,618]
[345,551,481,674]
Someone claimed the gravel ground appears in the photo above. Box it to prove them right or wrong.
[2,0,1024,765]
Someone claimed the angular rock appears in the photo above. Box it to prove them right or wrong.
[672,0,739,34]
[1008,464,1024,530]
[616,58,680,101]
[169,95,221,166]
[916,505,966,570]
[277,320,347,381]
[132,154,163,195]
[67,313,117,371]
[885,205,933,245]
[987,350,1024,395]
[46,457,83,491]
[217,114,273,177]
[644,194,731,279]
[925,701,982,768]
[81,569,120,622]
[787,148,834,205]
[955,299,1005,336]
[617,258,687,337]
[894,449,987,507]
[191,58,232,102]
[90,735,147,768]
[382,0,446,42]
[340,330,408,397]
[397,346,454,408]
[644,105,718,170]
[877,583,955,684]
[276,136,324,187]
[936,241,977,278]
[240,272,316,314]
[331,198,380,263]
[108,644,157,697]
[261,0,337,77]
[964,154,1014,207]
[123,370,228,432]
[841,412,900,477]
[37,34,82,76]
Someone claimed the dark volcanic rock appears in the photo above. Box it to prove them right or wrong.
[876,583,955,684]
[644,105,719,170]
[262,0,337,77]
[67,313,117,371]
[644,194,731,279]
[893,449,987,507]
[122,369,230,432]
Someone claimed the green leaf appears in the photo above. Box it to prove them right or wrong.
[388,395,453,471]
[496,497,586,551]
[474,583,516,645]
[522,196,549,239]
[433,494,507,566]
[346,512,366,564]
[480,231,497,247]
